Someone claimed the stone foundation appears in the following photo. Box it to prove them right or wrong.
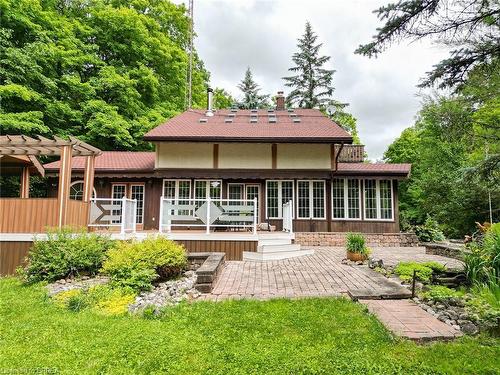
[294,232,419,247]
[422,242,466,261]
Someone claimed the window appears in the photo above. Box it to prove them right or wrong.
[297,180,325,219]
[111,184,126,223]
[266,180,294,218]
[194,180,222,207]
[163,180,191,201]
[364,179,393,220]
[379,180,393,219]
[130,184,145,224]
[332,179,361,220]
[163,180,191,215]
[69,180,96,201]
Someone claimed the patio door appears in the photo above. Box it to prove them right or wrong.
[228,184,260,222]
[110,183,145,229]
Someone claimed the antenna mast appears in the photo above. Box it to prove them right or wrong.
[187,0,194,109]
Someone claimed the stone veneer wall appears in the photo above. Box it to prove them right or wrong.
[294,232,419,247]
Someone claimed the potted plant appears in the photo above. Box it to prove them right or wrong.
[345,232,371,261]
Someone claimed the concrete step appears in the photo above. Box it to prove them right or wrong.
[243,249,314,261]
[258,238,293,246]
[257,244,301,253]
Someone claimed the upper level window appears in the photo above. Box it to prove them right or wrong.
[297,180,325,219]
[364,179,393,220]
[332,178,361,219]
[266,180,294,219]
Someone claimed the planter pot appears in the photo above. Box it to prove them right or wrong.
[346,251,368,262]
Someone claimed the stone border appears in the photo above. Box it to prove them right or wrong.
[188,252,225,293]
[422,242,467,261]
[294,232,419,247]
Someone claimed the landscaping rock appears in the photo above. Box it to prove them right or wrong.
[461,322,479,335]
[47,276,110,296]
[128,271,200,314]
[368,258,384,269]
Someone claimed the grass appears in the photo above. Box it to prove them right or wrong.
[1,278,499,374]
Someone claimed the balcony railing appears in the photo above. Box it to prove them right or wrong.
[337,144,365,163]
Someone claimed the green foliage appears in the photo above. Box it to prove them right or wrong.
[283,22,335,108]
[102,237,187,292]
[355,0,500,90]
[420,285,464,302]
[53,285,135,316]
[325,101,362,144]
[20,228,114,283]
[0,0,209,150]
[2,278,500,374]
[464,223,500,293]
[345,233,371,255]
[414,216,446,242]
[213,87,235,110]
[384,91,500,237]
[236,67,269,109]
[394,261,445,283]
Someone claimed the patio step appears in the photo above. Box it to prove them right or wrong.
[243,248,314,261]
[257,238,293,246]
[257,244,301,253]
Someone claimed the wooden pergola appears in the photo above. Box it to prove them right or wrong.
[0,135,101,228]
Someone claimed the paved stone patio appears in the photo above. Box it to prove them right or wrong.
[361,299,463,341]
[202,247,460,301]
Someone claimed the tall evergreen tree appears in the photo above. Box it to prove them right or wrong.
[283,22,335,108]
[237,67,269,109]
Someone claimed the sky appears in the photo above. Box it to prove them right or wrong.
[175,0,450,160]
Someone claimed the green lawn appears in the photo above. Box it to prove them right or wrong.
[1,278,499,374]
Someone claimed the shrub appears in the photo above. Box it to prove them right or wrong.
[394,261,445,283]
[101,237,187,292]
[21,228,115,283]
[464,223,500,290]
[53,285,135,316]
[414,216,446,243]
[345,233,370,255]
[421,285,464,301]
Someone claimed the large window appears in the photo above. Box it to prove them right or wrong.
[364,179,393,220]
[163,180,191,201]
[194,180,221,207]
[266,180,294,219]
[332,178,361,219]
[130,184,145,224]
[297,180,325,219]
[111,184,126,223]
[69,180,96,201]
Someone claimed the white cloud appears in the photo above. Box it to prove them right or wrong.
[175,0,450,159]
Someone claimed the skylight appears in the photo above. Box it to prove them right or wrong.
[199,118,208,123]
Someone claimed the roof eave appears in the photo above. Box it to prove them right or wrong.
[143,136,353,144]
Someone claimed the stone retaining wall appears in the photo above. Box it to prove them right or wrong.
[422,242,466,260]
[294,232,419,247]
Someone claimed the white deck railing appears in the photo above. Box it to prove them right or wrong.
[89,197,137,234]
[159,197,258,234]
[282,200,293,233]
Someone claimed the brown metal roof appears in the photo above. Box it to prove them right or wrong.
[44,151,155,172]
[143,109,353,143]
[44,151,410,177]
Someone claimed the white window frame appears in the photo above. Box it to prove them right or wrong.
[331,178,362,220]
[363,179,394,222]
[130,183,145,225]
[194,179,222,200]
[70,180,96,200]
[297,180,326,220]
[162,179,192,200]
[265,180,295,219]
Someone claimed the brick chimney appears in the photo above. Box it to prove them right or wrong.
[276,91,285,111]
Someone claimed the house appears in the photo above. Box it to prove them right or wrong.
[43,92,411,242]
